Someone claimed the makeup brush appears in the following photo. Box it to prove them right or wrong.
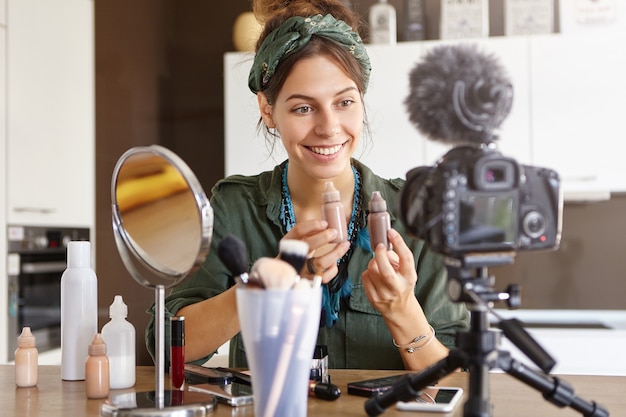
[250,257,298,290]
[278,239,309,273]
[217,235,263,288]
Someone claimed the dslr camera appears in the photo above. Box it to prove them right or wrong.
[398,145,562,259]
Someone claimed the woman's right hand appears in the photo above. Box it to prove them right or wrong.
[281,219,350,283]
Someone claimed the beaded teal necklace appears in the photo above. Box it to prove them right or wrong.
[280,162,363,327]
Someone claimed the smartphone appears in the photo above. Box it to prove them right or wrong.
[188,381,254,407]
[347,374,410,397]
[184,364,234,385]
[396,386,464,413]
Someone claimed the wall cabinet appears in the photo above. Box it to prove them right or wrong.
[6,0,94,228]
[1,0,93,363]
[0,24,7,365]
[529,33,626,194]
[224,33,626,200]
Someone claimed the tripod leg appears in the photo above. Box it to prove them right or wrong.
[456,310,500,417]
[498,351,610,417]
[364,349,468,417]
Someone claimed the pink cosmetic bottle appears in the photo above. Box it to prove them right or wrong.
[322,182,348,243]
[368,191,391,250]
[85,333,110,399]
[15,327,38,388]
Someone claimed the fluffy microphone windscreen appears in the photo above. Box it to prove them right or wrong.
[405,43,513,146]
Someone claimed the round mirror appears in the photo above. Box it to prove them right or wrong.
[111,145,213,288]
[108,145,215,416]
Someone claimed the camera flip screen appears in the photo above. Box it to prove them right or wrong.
[458,194,516,247]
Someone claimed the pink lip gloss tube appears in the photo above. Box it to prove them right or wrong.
[170,316,185,390]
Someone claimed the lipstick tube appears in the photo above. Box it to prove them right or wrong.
[170,316,185,390]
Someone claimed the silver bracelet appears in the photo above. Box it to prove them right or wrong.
[392,325,435,354]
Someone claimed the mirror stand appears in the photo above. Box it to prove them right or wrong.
[102,145,216,416]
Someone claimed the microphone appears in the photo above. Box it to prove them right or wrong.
[404,43,513,146]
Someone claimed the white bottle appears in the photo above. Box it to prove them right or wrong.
[61,241,98,381]
[101,295,136,389]
[369,0,397,45]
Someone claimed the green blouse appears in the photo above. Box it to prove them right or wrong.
[145,159,469,370]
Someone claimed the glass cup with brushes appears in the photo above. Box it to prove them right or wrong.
[218,235,322,417]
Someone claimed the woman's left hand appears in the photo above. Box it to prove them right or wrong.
[361,228,419,319]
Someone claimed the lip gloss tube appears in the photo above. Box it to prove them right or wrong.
[170,316,185,390]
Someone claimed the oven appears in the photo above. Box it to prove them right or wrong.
[7,225,90,361]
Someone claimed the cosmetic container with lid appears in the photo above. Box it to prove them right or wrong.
[369,0,397,44]
[15,327,38,388]
[368,191,391,250]
[61,241,98,381]
[85,333,110,399]
[322,182,348,243]
[170,316,185,390]
[101,295,136,389]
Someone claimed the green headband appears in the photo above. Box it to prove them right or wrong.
[248,14,371,94]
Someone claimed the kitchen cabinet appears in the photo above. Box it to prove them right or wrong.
[6,0,94,228]
[529,32,626,194]
[224,33,626,200]
[0,24,7,364]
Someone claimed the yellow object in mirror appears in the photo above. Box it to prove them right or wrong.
[111,145,212,287]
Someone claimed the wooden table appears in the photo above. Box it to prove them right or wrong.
[2,366,624,416]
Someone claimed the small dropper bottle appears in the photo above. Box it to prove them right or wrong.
[322,182,348,243]
[101,295,136,389]
[85,333,110,399]
[368,191,391,250]
[15,327,38,388]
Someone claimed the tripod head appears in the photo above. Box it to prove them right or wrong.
[443,252,521,308]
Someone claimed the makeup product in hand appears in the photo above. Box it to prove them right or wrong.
[170,316,185,390]
[322,181,348,243]
[85,333,110,399]
[15,327,38,388]
[368,191,391,250]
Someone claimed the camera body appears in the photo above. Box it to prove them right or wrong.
[399,146,562,258]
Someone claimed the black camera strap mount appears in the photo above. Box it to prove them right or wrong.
[364,261,610,417]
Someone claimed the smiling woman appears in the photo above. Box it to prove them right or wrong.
[145,0,469,373]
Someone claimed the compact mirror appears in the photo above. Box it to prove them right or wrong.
[106,145,216,416]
